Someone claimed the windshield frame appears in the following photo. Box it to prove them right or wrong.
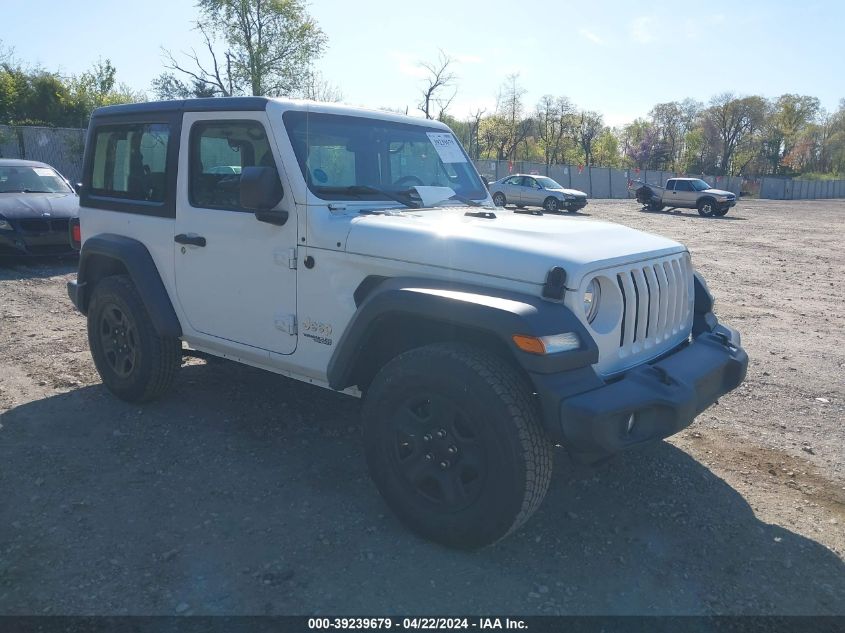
[281,111,487,203]
[0,165,73,194]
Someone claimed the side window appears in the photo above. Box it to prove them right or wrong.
[189,120,276,211]
[90,123,170,202]
[674,180,693,192]
[524,177,537,188]
[503,176,520,185]
[666,180,676,191]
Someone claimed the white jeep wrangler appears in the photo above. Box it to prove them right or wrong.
[67,97,748,548]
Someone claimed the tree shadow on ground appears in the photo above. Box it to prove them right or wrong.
[1,360,842,615]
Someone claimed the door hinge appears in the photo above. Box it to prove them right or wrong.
[274,247,297,269]
[275,314,297,335]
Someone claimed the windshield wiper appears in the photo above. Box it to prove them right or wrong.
[319,185,419,209]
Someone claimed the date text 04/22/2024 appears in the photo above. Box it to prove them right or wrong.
[307,618,527,630]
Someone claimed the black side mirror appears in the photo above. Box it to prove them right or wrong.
[240,166,287,225]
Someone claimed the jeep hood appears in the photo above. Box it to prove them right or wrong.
[345,207,685,286]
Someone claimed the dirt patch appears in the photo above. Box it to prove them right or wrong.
[1,199,844,615]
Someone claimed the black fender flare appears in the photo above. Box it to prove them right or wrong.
[327,277,598,391]
[74,233,182,338]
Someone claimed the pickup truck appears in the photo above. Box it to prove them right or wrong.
[634,177,737,217]
[66,97,747,548]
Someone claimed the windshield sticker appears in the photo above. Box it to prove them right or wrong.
[426,133,467,164]
[33,168,54,177]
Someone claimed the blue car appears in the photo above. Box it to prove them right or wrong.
[0,159,79,257]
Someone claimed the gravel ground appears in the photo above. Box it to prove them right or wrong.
[0,198,843,615]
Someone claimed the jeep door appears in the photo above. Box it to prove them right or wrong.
[174,112,297,356]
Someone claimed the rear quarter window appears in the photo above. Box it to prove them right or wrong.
[89,123,170,203]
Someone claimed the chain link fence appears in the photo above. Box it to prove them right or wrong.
[0,125,86,185]
[1,125,843,200]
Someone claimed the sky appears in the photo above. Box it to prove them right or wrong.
[2,0,843,127]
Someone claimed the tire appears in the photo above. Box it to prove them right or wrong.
[713,207,729,217]
[647,201,665,212]
[543,197,560,212]
[697,197,717,217]
[87,274,181,403]
[362,343,553,549]
[492,192,506,207]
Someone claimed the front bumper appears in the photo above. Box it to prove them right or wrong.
[532,318,747,463]
[563,197,588,211]
[0,219,76,257]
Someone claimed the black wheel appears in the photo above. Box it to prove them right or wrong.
[543,196,560,212]
[647,201,665,212]
[492,192,506,207]
[713,207,729,217]
[363,343,552,549]
[698,198,717,217]
[87,275,181,402]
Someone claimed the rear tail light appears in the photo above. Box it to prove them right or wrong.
[69,217,81,250]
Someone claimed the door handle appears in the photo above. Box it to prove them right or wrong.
[175,234,206,247]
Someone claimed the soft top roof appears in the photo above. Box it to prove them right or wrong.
[91,97,270,118]
[90,97,453,131]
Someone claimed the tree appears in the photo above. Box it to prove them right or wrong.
[493,74,532,160]
[1,59,139,127]
[593,129,620,167]
[417,50,456,120]
[702,93,767,175]
[159,0,327,97]
[152,71,220,100]
[68,59,144,115]
[535,95,575,165]
[301,70,342,102]
[466,107,485,159]
[576,110,603,166]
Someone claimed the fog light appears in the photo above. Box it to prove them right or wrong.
[626,413,636,433]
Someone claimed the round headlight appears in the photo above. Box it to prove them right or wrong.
[583,278,601,323]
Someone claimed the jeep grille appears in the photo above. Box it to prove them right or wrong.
[616,252,693,359]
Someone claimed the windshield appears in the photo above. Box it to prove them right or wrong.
[0,165,73,194]
[691,179,712,191]
[535,176,563,189]
[282,111,486,202]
